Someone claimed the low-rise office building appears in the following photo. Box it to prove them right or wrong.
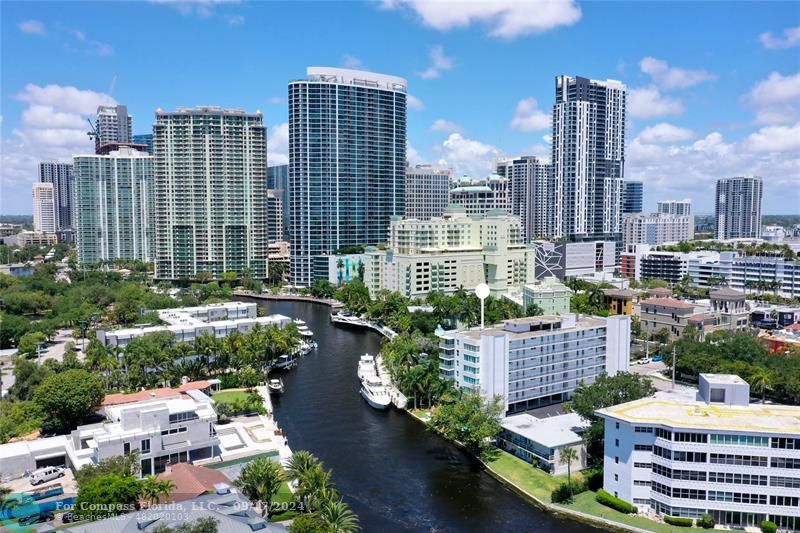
[597,374,800,531]
[623,213,694,247]
[522,277,572,315]
[438,314,630,414]
[96,302,291,347]
[533,240,617,280]
[498,412,588,475]
[4,230,58,247]
[639,297,696,339]
[604,289,637,316]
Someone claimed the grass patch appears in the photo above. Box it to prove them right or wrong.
[561,491,683,532]
[269,481,300,522]
[212,389,252,404]
[486,450,582,503]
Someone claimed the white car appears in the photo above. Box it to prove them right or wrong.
[29,466,64,486]
[637,357,652,365]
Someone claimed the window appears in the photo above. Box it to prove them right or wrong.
[708,492,766,505]
[772,457,800,469]
[634,462,652,469]
[615,438,619,448]
[653,445,671,459]
[769,496,800,507]
[614,474,619,481]
[708,472,767,485]
[674,432,708,443]
[634,480,651,486]
[635,426,654,433]
[615,456,619,464]
[672,488,706,500]
[633,498,651,505]
[652,464,706,481]
[655,428,672,440]
[634,444,653,451]
[161,426,188,435]
[123,442,131,456]
[141,458,152,476]
[169,411,199,424]
[615,422,620,430]
[770,476,800,489]
[141,439,150,454]
[710,434,769,447]
[672,451,706,463]
[710,453,766,467]
[772,437,800,450]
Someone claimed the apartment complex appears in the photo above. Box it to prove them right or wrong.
[361,208,535,298]
[622,181,643,214]
[552,76,626,243]
[449,174,511,215]
[267,164,290,240]
[522,277,572,315]
[622,213,694,247]
[438,314,631,414]
[639,297,696,339]
[289,67,407,287]
[95,104,133,151]
[153,107,268,280]
[32,182,56,233]
[267,189,283,242]
[598,374,800,530]
[498,412,588,475]
[496,156,554,241]
[38,162,74,230]
[404,165,452,220]
[715,176,763,240]
[689,251,800,299]
[73,146,154,265]
[658,199,692,216]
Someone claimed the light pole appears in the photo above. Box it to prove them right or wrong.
[475,283,490,329]
[79,319,89,353]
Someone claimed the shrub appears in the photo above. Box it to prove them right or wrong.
[551,483,573,503]
[664,516,693,527]
[761,521,778,533]
[697,514,715,529]
[218,373,240,389]
[585,467,604,491]
[595,489,636,514]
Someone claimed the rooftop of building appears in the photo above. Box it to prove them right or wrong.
[155,106,263,117]
[710,287,746,298]
[156,463,231,503]
[102,379,219,406]
[640,297,694,309]
[596,394,800,435]
[453,314,606,341]
[648,287,673,297]
[304,66,407,91]
[603,289,638,298]
[501,412,588,448]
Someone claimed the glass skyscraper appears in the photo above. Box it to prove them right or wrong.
[268,164,289,240]
[153,107,268,280]
[288,67,407,286]
[622,180,643,214]
[73,146,154,264]
[38,161,74,230]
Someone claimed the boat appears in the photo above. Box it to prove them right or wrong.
[360,374,391,410]
[357,354,377,380]
[297,325,314,337]
[274,354,294,370]
[293,318,306,326]
[268,378,284,394]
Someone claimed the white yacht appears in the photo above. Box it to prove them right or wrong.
[268,378,284,394]
[360,375,391,410]
[297,325,314,337]
[357,354,376,381]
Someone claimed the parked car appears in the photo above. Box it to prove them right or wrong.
[29,466,64,486]
[652,354,664,362]
[18,511,54,526]
[637,357,652,365]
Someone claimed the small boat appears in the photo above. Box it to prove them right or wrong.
[268,378,284,394]
[275,354,294,369]
[297,325,314,337]
[357,354,376,380]
[360,375,391,410]
[293,318,306,326]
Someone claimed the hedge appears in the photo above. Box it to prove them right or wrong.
[761,521,778,533]
[595,489,636,514]
[697,513,715,529]
[664,516,693,527]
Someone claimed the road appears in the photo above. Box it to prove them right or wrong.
[630,359,696,394]
[1,329,82,396]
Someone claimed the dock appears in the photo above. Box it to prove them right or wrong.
[376,354,408,409]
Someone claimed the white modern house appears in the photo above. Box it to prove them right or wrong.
[597,374,800,530]
[498,412,589,475]
[96,302,291,347]
[438,314,630,414]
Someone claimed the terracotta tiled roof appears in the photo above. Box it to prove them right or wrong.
[101,380,213,406]
[641,297,694,310]
[156,464,231,503]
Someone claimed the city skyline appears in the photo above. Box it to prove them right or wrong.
[2,1,799,215]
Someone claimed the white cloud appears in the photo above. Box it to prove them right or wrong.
[382,0,581,38]
[268,122,289,166]
[406,142,422,165]
[510,97,550,131]
[637,123,695,144]
[18,20,46,35]
[744,71,800,107]
[527,143,551,161]
[431,119,463,133]
[341,54,363,69]
[406,94,425,111]
[225,14,244,25]
[628,86,684,119]
[744,123,800,153]
[754,107,798,126]
[759,26,800,49]
[16,83,116,115]
[418,45,453,79]
[436,133,501,178]
[149,0,240,17]
[639,57,716,89]
[543,134,552,144]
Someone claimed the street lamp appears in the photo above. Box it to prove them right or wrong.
[79,319,89,353]
[475,283,490,329]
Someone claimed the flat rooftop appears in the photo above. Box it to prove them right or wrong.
[457,315,605,341]
[596,397,800,435]
[501,412,587,448]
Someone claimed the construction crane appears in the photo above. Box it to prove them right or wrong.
[86,117,99,141]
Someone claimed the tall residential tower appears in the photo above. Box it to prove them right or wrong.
[496,156,554,241]
[153,107,268,279]
[289,67,407,286]
[715,176,763,240]
[38,162,74,230]
[32,182,56,233]
[552,76,626,243]
[404,165,452,220]
[622,181,643,214]
[95,105,133,152]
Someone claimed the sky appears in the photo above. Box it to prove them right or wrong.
[1,0,799,215]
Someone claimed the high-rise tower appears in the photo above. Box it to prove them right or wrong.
[38,162,74,230]
[715,176,763,240]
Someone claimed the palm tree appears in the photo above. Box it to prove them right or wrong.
[158,479,175,503]
[559,447,579,502]
[318,500,361,532]
[295,465,334,512]
[749,368,773,403]
[140,475,163,507]
[286,450,322,485]
[234,457,285,516]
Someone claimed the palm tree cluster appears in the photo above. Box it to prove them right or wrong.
[285,451,360,532]
[139,474,176,507]
[235,457,285,516]
[381,332,451,409]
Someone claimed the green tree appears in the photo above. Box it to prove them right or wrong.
[286,450,322,484]
[140,475,175,507]
[17,331,47,356]
[568,373,656,464]
[428,393,504,460]
[310,279,337,299]
[7,357,51,400]
[525,303,544,317]
[0,399,45,443]
[0,313,30,348]
[559,446,579,502]
[334,280,371,315]
[74,473,141,520]
[288,514,326,533]
[235,457,285,516]
[318,500,361,533]
[33,368,105,433]
[749,368,773,403]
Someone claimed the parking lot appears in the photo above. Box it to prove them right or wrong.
[3,467,78,495]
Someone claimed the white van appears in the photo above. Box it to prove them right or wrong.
[29,466,64,486]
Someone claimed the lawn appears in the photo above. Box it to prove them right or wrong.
[212,389,252,404]
[269,481,300,522]
[485,450,582,503]
[561,491,689,533]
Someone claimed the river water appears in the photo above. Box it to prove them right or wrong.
[243,298,596,533]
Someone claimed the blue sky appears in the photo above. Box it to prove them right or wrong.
[2,0,799,214]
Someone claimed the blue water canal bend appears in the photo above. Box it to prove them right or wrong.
[239,297,598,533]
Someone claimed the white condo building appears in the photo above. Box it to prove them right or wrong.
[95,104,133,150]
[449,174,510,215]
[32,182,56,233]
[597,374,800,530]
[715,176,763,240]
[622,213,694,247]
[438,314,630,414]
[38,162,74,230]
[657,199,692,216]
[496,156,554,241]
[405,165,452,220]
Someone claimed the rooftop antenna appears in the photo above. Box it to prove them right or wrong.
[475,283,490,329]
